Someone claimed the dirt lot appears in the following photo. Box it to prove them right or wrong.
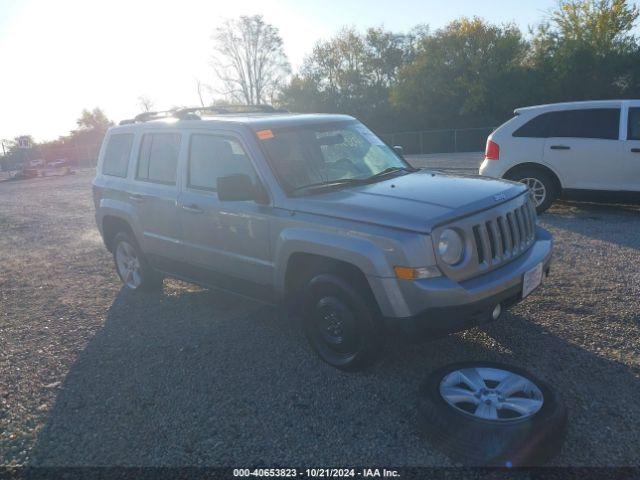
[1,169,639,467]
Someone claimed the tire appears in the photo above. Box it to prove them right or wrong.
[418,361,567,466]
[301,273,383,371]
[112,231,163,292]
[505,167,559,214]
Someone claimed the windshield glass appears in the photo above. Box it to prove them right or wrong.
[259,121,409,192]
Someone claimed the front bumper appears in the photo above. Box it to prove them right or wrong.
[373,226,553,339]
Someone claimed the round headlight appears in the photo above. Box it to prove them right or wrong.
[438,229,464,265]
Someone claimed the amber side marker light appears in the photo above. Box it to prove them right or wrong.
[394,266,441,280]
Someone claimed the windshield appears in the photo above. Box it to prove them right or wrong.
[259,121,410,193]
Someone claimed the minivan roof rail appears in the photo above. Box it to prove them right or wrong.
[119,104,288,125]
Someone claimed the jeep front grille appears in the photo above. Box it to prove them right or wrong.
[433,195,538,282]
[471,199,536,267]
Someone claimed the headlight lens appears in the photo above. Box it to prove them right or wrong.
[438,229,464,265]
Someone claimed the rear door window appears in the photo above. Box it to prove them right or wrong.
[513,109,620,140]
[554,109,620,139]
[136,133,181,185]
[102,134,133,177]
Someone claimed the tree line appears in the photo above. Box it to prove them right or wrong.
[1,109,112,170]
[3,0,639,169]
[278,0,640,133]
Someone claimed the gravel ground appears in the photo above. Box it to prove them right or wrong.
[1,168,639,467]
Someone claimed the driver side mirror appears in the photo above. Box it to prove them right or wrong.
[217,174,268,203]
[393,145,405,156]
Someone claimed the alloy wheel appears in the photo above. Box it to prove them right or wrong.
[115,241,142,289]
[439,367,544,421]
[520,177,546,207]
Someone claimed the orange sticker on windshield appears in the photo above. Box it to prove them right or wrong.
[256,129,274,140]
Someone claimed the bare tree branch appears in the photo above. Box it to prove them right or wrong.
[137,95,154,112]
[211,15,291,105]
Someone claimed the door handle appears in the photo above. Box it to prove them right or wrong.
[550,145,571,150]
[181,203,204,214]
[631,148,640,153]
[128,193,145,203]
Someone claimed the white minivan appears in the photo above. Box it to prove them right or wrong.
[479,100,640,212]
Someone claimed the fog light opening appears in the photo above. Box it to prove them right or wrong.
[492,303,502,320]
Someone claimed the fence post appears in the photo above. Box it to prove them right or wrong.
[453,129,458,153]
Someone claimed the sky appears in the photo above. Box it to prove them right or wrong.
[0,0,557,142]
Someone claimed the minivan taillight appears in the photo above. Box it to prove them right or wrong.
[485,140,500,160]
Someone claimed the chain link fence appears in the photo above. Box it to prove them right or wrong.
[379,126,494,155]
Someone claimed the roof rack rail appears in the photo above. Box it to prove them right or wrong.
[119,109,178,125]
[119,104,288,125]
[174,104,288,120]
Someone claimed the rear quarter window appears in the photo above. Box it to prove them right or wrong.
[102,134,133,177]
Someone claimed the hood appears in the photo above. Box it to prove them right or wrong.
[288,170,528,233]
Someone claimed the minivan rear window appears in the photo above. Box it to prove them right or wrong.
[513,108,620,140]
[102,134,133,177]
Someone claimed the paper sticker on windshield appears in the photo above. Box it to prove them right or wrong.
[354,124,385,145]
[256,129,274,140]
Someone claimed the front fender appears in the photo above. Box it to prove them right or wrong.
[273,227,396,296]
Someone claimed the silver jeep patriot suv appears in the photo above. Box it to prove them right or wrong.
[93,106,552,371]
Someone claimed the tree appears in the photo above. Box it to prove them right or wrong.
[211,15,290,105]
[392,18,529,129]
[137,95,155,112]
[76,108,113,131]
[529,0,640,101]
[547,0,638,55]
[280,26,414,131]
[195,79,212,107]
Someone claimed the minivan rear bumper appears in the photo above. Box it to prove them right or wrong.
[375,226,553,339]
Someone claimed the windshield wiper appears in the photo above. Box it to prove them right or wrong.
[291,178,367,195]
[364,166,416,182]
[291,166,418,195]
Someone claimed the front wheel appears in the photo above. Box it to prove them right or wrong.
[302,273,383,371]
[505,168,558,214]
[113,232,163,291]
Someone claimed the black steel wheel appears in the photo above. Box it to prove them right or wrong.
[302,273,383,371]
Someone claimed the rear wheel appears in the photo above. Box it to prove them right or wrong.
[113,232,163,291]
[505,167,559,214]
[302,273,383,371]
